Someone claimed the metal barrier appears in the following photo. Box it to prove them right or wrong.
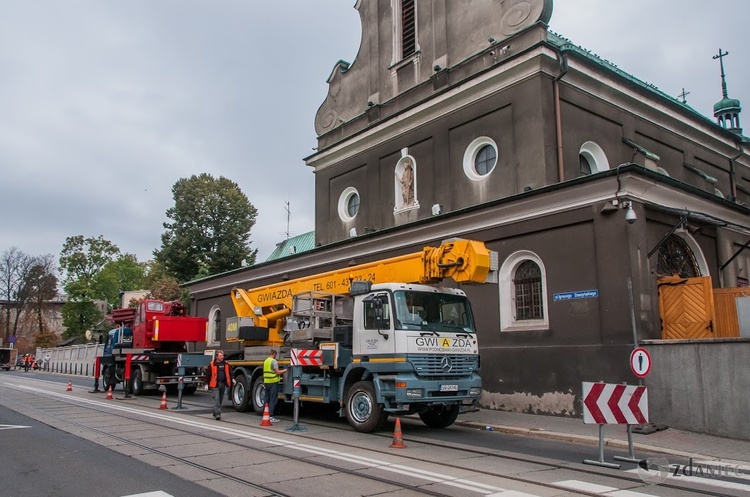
[36,344,103,377]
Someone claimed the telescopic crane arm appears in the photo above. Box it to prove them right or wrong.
[230,239,496,334]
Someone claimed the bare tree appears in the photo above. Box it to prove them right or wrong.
[0,247,35,344]
[20,255,58,346]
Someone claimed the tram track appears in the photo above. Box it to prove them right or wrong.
[0,376,739,497]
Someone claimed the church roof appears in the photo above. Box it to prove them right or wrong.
[265,231,316,262]
[547,31,745,139]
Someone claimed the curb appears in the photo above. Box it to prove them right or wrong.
[455,420,713,461]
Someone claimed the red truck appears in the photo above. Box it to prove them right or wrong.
[100,299,207,395]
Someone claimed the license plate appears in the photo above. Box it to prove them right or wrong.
[439,384,458,392]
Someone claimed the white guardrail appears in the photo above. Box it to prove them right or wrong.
[35,344,103,376]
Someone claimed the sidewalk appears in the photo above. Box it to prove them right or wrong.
[456,408,750,464]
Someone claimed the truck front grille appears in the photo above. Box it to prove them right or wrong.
[408,355,478,377]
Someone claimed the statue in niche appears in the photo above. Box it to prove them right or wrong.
[396,158,415,207]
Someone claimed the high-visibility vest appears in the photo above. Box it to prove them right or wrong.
[263,357,280,384]
[208,361,232,388]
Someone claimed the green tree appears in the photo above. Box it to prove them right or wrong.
[92,254,147,309]
[59,235,120,339]
[155,173,258,282]
[59,235,121,300]
[143,260,182,302]
[61,301,102,339]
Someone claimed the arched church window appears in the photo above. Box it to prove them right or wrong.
[499,250,549,331]
[578,141,610,174]
[657,235,700,278]
[207,305,221,345]
[514,260,544,320]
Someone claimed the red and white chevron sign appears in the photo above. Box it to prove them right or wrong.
[290,349,323,366]
[582,382,648,425]
[129,355,149,361]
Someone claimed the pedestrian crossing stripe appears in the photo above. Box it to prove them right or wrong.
[0,424,30,430]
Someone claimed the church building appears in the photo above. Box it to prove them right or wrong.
[187,0,750,418]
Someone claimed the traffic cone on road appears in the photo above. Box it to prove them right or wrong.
[106,386,114,400]
[260,403,272,426]
[66,381,73,392]
[159,391,168,410]
[389,417,406,448]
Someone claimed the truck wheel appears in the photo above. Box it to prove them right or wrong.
[231,374,251,412]
[345,381,387,433]
[418,404,460,429]
[131,369,144,396]
[183,385,197,395]
[251,376,266,415]
[102,367,116,391]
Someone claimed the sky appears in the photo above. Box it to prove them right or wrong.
[1,0,747,270]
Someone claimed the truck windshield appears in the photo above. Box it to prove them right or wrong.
[393,290,475,333]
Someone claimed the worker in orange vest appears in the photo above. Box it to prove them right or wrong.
[208,350,232,420]
[23,354,31,372]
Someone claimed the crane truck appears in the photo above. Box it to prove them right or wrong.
[226,239,498,432]
[100,299,208,395]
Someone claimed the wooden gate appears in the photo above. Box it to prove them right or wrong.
[713,287,750,338]
[658,275,716,339]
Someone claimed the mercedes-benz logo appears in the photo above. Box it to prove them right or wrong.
[440,356,452,372]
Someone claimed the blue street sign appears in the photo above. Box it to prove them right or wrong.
[553,290,599,301]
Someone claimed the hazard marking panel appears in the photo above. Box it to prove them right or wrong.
[582,382,648,425]
[128,355,149,361]
[290,349,323,366]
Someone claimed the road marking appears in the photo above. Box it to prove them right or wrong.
[1,381,540,496]
[553,480,657,496]
[122,492,174,497]
[0,424,31,430]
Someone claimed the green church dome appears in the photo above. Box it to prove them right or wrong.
[714,97,741,113]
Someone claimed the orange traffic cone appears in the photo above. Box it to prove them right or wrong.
[66,381,73,392]
[260,403,272,426]
[389,417,406,448]
[106,385,114,400]
[159,391,168,410]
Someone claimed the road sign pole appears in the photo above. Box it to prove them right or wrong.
[583,425,621,469]
[286,363,307,432]
[614,424,640,464]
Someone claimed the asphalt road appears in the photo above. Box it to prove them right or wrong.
[12,370,639,466]
[0,403,225,497]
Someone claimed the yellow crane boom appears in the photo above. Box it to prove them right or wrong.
[229,239,495,341]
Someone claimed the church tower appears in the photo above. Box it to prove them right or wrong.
[712,49,742,135]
